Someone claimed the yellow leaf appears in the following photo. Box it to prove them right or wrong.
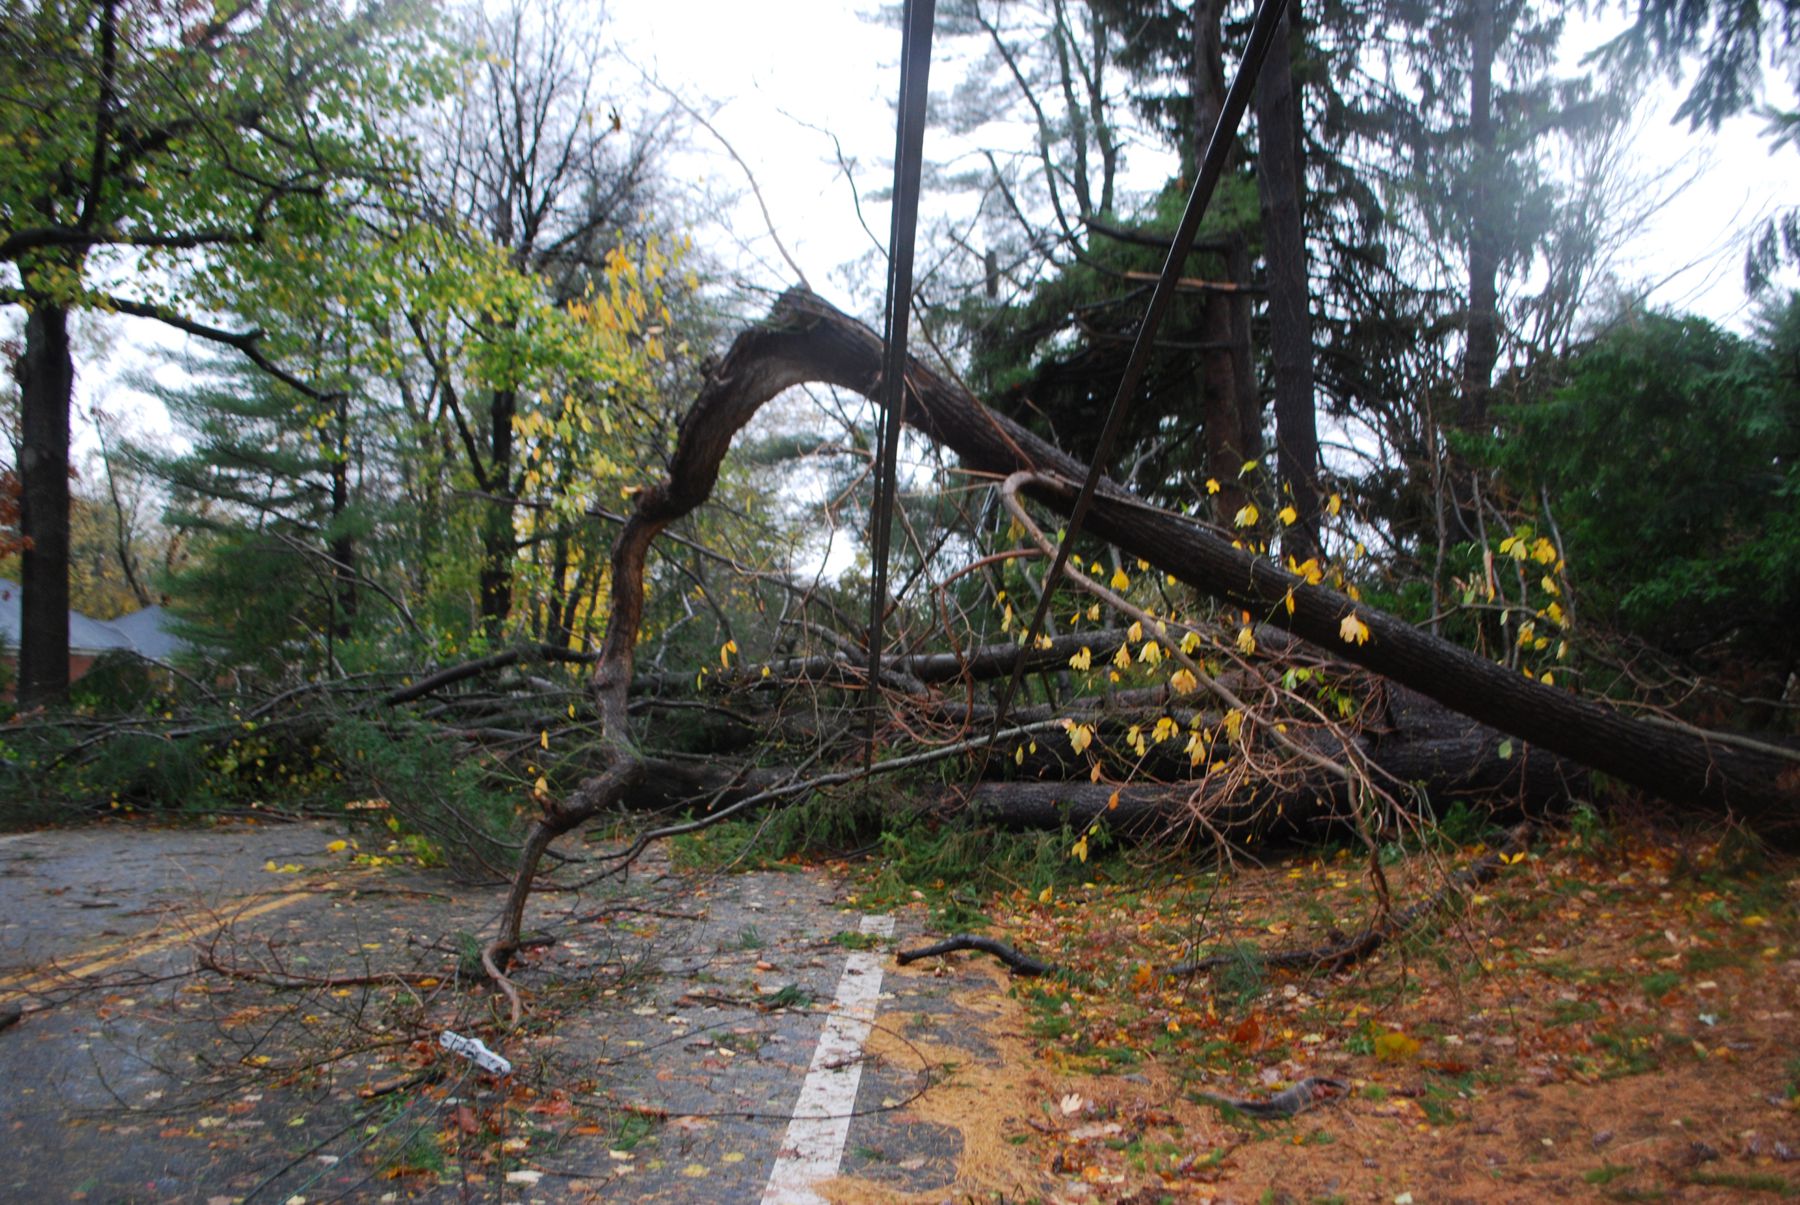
[1206,478,1221,495]
[1169,667,1199,694]
[1223,709,1244,743]
[1039,885,1054,903]
[1110,566,1131,591]
[1071,834,1089,863]
[1180,630,1202,655]
[1327,493,1342,516]
[326,840,348,854]
[1373,1030,1421,1061]
[1086,603,1101,621]
[1277,505,1298,526]
[1339,613,1371,645]
[1068,646,1092,671]
[720,639,738,668]
[540,729,550,749]
[1236,627,1256,655]
[1139,641,1162,667]
[1127,620,1143,642]
[1234,503,1260,527]
[1107,789,1120,810]
[1112,643,1133,670]
[1184,729,1207,765]
[1239,458,1259,476]
[1283,589,1296,616]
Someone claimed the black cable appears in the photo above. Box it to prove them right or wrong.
[981,0,1291,759]
[863,0,938,768]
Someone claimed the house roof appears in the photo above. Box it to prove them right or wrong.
[106,605,186,662]
[0,579,187,661]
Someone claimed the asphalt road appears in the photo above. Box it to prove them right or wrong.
[0,820,982,1204]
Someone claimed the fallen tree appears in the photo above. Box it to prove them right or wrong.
[486,288,1800,999]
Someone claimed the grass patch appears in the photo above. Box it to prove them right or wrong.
[1593,1023,1666,1077]
[1683,1170,1797,1196]
[1549,999,1604,1026]
[831,929,886,950]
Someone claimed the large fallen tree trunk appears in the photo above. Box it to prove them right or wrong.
[949,686,1587,832]
[648,290,1795,826]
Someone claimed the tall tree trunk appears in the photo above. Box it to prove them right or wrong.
[545,530,573,647]
[479,387,518,634]
[1460,0,1499,432]
[1192,0,1258,522]
[327,390,357,642]
[18,303,74,706]
[1255,0,1321,559]
[1226,234,1263,474]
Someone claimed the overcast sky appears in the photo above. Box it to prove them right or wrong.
[607,0,1796,325]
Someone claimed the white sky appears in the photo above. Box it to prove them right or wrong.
[72,0,1799,456]
[606,1,1795,322]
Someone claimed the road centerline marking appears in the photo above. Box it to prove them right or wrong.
[761,912,895,1205]
[0,890,313,1002]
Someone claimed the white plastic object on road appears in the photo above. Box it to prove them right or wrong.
[439,1030,512,1076]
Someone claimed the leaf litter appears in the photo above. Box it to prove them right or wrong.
[825,823,1800,1202]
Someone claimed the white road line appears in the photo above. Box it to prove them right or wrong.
[761,913,895,1205]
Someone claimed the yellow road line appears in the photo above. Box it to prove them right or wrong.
[0,909,185,987]
[0,891,313,1002]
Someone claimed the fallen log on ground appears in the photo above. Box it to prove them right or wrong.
[950,686,1586,832]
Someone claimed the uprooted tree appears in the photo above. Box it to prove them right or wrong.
[477,288,1800,979]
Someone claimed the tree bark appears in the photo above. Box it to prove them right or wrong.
[1190,0,1259,521]
[946,685,1583,834]
[665,290,1797,826]
[1254,0,1321,559]
[18,303,74,706]
[479,386,518,634]
[327,391,356,643]
[1460,0,1499,433]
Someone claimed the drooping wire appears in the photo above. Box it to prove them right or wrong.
[979,0,1291,759]
[863,0,939,768]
